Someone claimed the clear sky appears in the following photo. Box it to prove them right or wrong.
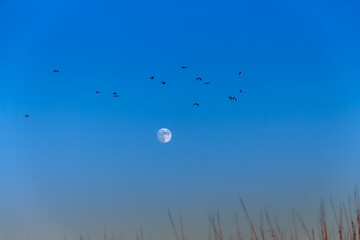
[0,0,360,239]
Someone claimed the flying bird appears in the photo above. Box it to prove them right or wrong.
[114,94,119,98]
[204,82,210,84]
[150,76,154,79]
[95,91,100,93]
[239,90,243,93]
[196,77,202,80]
[25,115,29,118]
[193,103,199,106]
[181,66,187,69]
[161,81,166,85]
[53,69,59,73]
[228,96,238,101]
[238,72,242,75]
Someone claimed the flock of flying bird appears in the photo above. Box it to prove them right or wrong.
[24,67,245,117]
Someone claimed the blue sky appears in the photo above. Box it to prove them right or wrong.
[0,0,360,239]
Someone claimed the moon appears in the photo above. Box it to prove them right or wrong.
[157,128,172,143]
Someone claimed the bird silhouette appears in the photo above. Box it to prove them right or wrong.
[239,90,243,93]
[161,82,166,85]
[25,115,29,118]
[53,69,59,73]
[228,96,238,101]
[181,66,187,69]
[204,82,210,84]
[238,72,242,75]
[196,77,202,80]
[114,94,119,98]
[96,91,100,94]
[150,76,154,79]
[193,103,200,106]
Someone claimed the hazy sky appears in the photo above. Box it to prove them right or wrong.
[0,0,360,239]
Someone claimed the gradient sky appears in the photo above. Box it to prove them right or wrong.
[0,0,360,239]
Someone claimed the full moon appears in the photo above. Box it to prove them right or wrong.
[157,128,172,143]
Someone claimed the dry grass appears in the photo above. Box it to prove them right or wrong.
[165,188,360,240]
[8,188,360,240]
